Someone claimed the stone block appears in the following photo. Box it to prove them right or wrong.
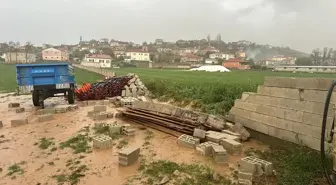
[93,112,108,121]
[220,139,242,155]
[94,105,107,112]
[118,147,140,166]
[212,145,228,164]
[193,128,206,139]
[92,135,113,149]
[196,141,220,156]
[38,114,53,122]
[37,108,56,115]
[11,119,28,127]
[15,107,25,113]
[177,134,200,148]
[8,103,20,108]
[238,171,253,181]
[206,115,225,130]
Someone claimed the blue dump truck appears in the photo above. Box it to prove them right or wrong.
[16,63,75,108]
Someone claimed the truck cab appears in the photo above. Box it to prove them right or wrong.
[16,63,76,108]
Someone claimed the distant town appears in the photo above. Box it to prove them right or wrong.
[0,35,334,72]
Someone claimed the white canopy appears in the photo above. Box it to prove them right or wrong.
[189,65,230,72]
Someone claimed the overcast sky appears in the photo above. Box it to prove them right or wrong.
[1,0,335,52]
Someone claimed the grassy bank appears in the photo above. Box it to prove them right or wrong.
[0,63,102,92]
[112,68,336,115]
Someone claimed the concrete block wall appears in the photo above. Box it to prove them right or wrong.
[228,77,335,151]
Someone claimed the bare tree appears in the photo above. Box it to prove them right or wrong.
[310,48,321,65]
[25,41,33,63]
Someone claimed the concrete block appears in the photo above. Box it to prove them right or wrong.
[257,85,300,100]
[222,129,241,139]
[238,171,253,181]
[206,131,239,143]
[121,90,126,97]
[108,123,122,134]
[103,100,110,105]
[239,156,273,176]
[106,112,114,118]
[230,122,250,141]
[37,108,55,115]
[177,134,200,148]
[115,112,122,118]
[93,112,108,121]
[92,135,113,149]
[68,104,79,111]
[15,107,25,113]
[55,105,69,113]
[87,111,98,117]
[8,103,20,108]
[88,100,97,106]
[38,114,53,122]
[118,147,140,166]
[196,141,219,156]
[94,122,105,129]
[206,115,225,130]
[238,179,252,185]
[11,119,28,127]
[94,105,107,112]
[0,121,3,128]
[107,97,118,104]
[212,145,228,164]
[220,139,242,155]
[193,128,206,139]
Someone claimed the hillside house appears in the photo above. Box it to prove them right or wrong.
[155,39,164,45]
[181,54,203,63]
[223,58,250,70]
[200,47,219,56]
[157,48,172,53]
[113,50,126,58]
[205,58,218,65]
[4,52,36,63]
[110,40,129,47]
[83,54,112,68]
[126,49,150,61]
[209,53,235,60]
[42,48,69,61]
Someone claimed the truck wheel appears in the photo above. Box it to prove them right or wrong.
[32,90,40,107]
[68,89,75,104]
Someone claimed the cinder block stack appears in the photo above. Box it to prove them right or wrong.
[121,124,136,136]
[227,77,336,151]
[177,134,200,148]
[92,135,113,149]
[196,141,220,156]
[121,74,149,98]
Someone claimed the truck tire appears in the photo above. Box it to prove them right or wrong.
[68,89,75,104]
[32,90,40,107]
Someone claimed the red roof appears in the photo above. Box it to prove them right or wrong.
[183,53,202,59]
[127,49,149,53]
[226,58,243,63]
[85,54,111,59]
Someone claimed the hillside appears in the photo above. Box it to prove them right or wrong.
[245,46,309,61]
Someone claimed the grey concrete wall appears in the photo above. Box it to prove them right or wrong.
[228,77,335,151]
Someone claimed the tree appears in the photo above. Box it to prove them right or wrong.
[310,48,321,65]
[296,57,313,66]
[24,41,33,63]
[207,34,211,46]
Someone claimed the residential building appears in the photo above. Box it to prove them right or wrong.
[4,52,36,63]
[272,55,287,61]
[113,50,126,58]
[236,51,246,58]
[205,58,218,65]
[83,54,112,68]
[42,48,69,61]
[155,39,164,45]
[126,49,150,61]
[177,48,199,55]
[181,54,203,63]
[157,48,172,53]
[209,53,235,60]
[110,40,129,47]
[222,58,250,70]
[199,47,219,56]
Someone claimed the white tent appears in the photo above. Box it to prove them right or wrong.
[189,65,230,72]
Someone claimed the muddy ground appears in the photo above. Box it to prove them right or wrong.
[0,93,268,185]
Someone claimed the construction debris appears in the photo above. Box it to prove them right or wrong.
[75,74,148,101]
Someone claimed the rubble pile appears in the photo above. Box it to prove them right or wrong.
[75,73,148,101]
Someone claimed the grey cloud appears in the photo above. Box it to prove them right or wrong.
[0,0,335,52]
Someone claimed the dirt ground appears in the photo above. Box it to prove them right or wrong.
[0,93,269,185]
